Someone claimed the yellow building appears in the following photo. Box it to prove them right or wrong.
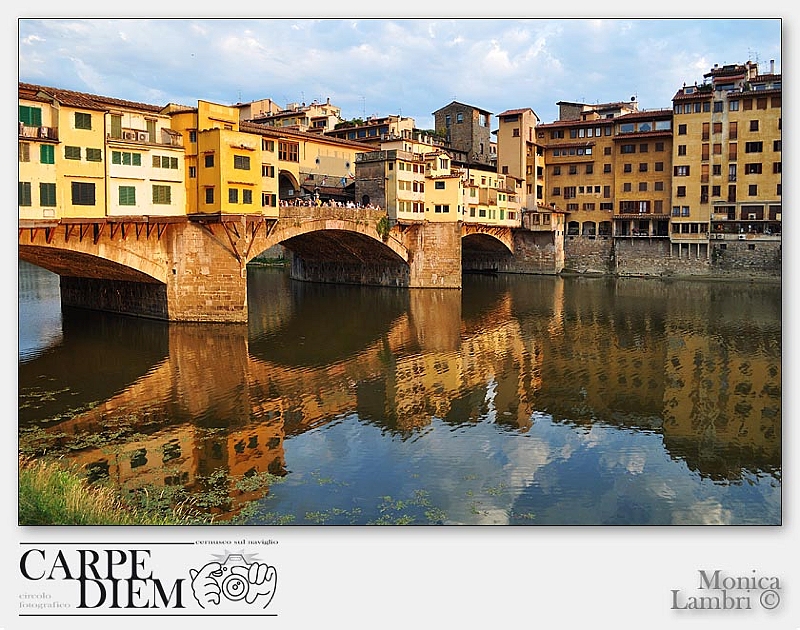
[671,61,782,253]
[610,109,673,239]
[495,107,544,212]
[167,100,372,215]
[19,83,107,220]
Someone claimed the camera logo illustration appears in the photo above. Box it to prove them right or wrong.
[189,552,277,610]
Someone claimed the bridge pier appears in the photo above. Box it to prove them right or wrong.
[402,221,462,289]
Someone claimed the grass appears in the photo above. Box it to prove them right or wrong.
[18,457,199,526]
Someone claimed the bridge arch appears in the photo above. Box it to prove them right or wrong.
[278,170,301,200]
[248,216,410,266]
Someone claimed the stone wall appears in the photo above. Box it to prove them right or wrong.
[710,240,782,278]
[402,221,463,288]
[564,235,613,274]
[497,230,564,275]
[60,276,168,319]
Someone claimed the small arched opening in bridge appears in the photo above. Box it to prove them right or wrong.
[461,232,513,274]
[278,170,301,202]
[271,229,411,287]
[582,221,597,237]
[598,221,612,237]
[567,221,580,236]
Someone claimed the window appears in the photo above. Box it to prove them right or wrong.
[153,185,171,204]
[639,182,648,192]
[512,128,520,137]
[86,148,102,162]
[40,145,55,164]
[71,182,95,205]
[553,166,561,176]
[743,99,753,111]
[74,112,92,130]
[712,186,721,196]
[65,146,81,160]
[552,187,561,196]
[672,206,680,216]
[773,140,782,152]
[278,141,299,162]
[434,204,450,213]
[774,162,782,174]
[262,193,277,207]
[639,163,648,172]
[677,186,686,197]
[205,187,214,204]
[674,166,690,176]
[729,100,739,111]
[189,130,197,143]
[435,181,445,189]
[623,164,632,173]
[603,164,611,173]
[729,164,737,182]
[263,165,275,177]
[19,105,42,126]
[623,183,632,192]
[745,142,763,153]
[677,145,687,156]
[39,183,56,207]
[655,162,664,172]
[621,144,635,154]
[586,164,593,175]
[678,124,687,135]
[681,207,690,217]
[243,189,253,205]
[749,185,758,196]
[713,165,722,176]
[569,165,577,175]
[639,143,648,153]
[456,112,463,123]
[713,122,723,134]
[702,123,709,140]
[713,143,722,155]
[745,163,762,175]
[654,181,664,191]
[19,182,31,206]
[714,101,724,112]
[229,188,239,203]
[729,122,738,139]
[119,185,136,206]
[234,155,251,170]
[604,147,612,155]
[204,154,215,167]
[654,200,663,213]
[564,186,576,199]
[189,166,197,178]
[261,139,274,151]
[20,143,32,164]
[655,142,665,152]
[603,186,611,198]
[757,98,767,110]
[153,155,178,169]
[750,120,759,132]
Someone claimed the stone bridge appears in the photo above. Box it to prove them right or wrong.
[18,206,548,322]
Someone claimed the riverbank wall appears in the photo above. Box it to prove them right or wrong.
[563,235,781,280]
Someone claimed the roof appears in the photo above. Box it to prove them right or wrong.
[497,107,537,118]
[19,82,163,113]
[239,121,375,151]
[432,101,493,116]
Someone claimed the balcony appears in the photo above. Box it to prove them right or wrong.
[19,123,58,141]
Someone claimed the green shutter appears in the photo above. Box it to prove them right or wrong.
[133,153,142,166]
[40,144,55,164]
[19,181,32,206]
[40,183,56,207]
[19,106,42,126]
[119,186,136,206]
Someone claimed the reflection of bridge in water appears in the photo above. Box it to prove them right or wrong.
[22,274,781,519]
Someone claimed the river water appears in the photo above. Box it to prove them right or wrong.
[18,261,781,525]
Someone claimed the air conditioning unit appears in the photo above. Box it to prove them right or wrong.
[136,131,149,142]
[122,131,136,140]
[748,213,757,220]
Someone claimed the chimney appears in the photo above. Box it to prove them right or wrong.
[770,59,775,74]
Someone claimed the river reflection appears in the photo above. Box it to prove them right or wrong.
[18,261,781,525]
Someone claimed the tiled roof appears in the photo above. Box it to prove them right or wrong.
[19,82,163,112]
[497,108,535,117]
[239,120,375,151]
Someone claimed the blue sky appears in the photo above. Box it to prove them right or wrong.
[18,18,782,129]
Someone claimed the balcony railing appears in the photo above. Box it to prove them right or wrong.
[19,123,58,141]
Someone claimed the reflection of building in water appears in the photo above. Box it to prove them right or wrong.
[661,329,781,480]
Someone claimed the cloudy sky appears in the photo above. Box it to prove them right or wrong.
[18,18,782,129]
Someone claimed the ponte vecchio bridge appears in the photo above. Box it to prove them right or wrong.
[19,207,563,322]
